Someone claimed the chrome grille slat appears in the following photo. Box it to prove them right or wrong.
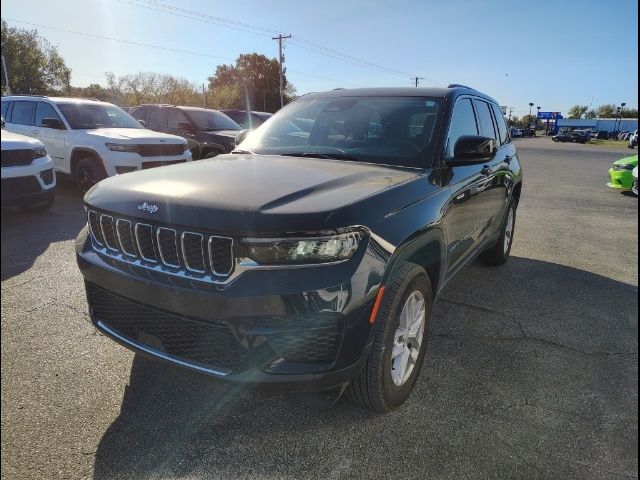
[116,219,136,257]
[135,223,157,262]
[99,215,119,251]
[86,209,236,283]
[181,232,205,273]
[157,227,180,268]
[209,236,234,276]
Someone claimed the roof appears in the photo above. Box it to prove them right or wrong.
[2,95,112,105]
[300,86,499,104]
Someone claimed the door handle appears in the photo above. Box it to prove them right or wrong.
[481,166,492,176]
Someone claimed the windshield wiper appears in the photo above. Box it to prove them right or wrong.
[281,152,358,161]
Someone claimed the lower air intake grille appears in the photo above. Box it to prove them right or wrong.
[87,283,253,372]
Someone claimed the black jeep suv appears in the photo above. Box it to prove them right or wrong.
[130,105,243,159]
[76,86,522,412]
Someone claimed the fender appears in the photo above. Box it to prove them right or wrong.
[69,147,105,174]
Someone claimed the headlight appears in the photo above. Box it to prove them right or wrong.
[241,230,364,265]
[105,143,139,153]
[32,147,47,159]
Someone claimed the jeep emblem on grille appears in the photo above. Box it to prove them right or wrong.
[137,202,159,214]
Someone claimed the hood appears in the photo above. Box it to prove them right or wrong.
[613,155,638,166]
[85,154,419,233]
[199,129,242,141]
[1,130,45,149]
[82,128,186,143]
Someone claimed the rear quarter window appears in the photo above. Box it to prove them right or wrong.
[10,101,35,126]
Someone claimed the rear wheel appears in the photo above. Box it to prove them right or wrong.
[480,200,516,266]
[75,157,107,194]
[347,263,432,413]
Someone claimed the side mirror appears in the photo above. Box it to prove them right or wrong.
[41,118,65,130]
[1,117,5,128]
[450,135,497,164]
[137,119,147,127]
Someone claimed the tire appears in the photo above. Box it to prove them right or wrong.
[552,137,559,142]
[347,263,433,413]
[75,157,107,194]
[20,195,54,212]
[479,200,516,266]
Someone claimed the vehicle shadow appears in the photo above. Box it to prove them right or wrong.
[92,256,638,479]
[1,181,85,281]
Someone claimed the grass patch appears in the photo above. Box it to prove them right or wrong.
[587,139,633,149]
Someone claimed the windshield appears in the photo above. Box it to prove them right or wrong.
[186,110,241,131]
[237,96,442,168]
[56,103,142,130]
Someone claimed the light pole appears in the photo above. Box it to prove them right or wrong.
[536,106,541,134]
[528,102,534,136]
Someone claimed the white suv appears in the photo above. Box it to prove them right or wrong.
[1,117,56,211]
[1,96,192,192]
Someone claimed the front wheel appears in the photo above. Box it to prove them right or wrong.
[347,263,432,413]
[479,200,516,266]
[75,157,107,194]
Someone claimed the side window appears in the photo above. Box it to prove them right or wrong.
[474,100,497,140]
[35,102,63,127]
[10,101,35,126]
[148,108,167,130]
[131,107,148,122]
[167,109,190,129]
[490,103,509,144]
[1,100,9,119]
[446,98,478,158]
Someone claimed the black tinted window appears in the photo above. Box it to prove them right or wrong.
[1,101,8,119]
[148,108,167,130]
[490,103,509,144]
[35,102,63,127]
[10,101,35,126]
[167,109,190,129]
[131,107,148,122]
[446,98,478,157]
[474,100,497,140]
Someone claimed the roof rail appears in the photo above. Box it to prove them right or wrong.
[447,83,474,89]
[333,88,346,90]
[7,94,48,98]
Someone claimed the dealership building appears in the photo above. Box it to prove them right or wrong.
[555,118,638,133]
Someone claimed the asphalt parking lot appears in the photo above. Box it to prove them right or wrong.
[1,137,638,480]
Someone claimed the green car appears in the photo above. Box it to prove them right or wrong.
[608,154,638,190]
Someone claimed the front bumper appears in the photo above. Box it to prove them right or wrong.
[101,150,193,176]
[608,169,634,190]
[76,226,388,391]
[1,156,56,205]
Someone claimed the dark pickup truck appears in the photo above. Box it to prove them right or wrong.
[76,85,522,412]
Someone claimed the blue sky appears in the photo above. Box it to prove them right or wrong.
[2,0,638,116]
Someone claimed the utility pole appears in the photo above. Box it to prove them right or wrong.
[413,76,425,87]
[202,83,206,108]
[508,107,514,127]
[1,42,10,94]
[272,34,291,109]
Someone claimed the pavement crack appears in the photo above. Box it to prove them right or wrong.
[1,275,45,291]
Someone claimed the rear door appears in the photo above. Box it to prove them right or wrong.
[472,98,512,244]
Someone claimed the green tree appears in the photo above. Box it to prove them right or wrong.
[70,83,112,102]
[208,53,295,112]
[567,105,589,119]
[585,109,597,119]
[621,107,638,118]
[1,20,71,95]
[596,104,617,118]
[104,71,202,107]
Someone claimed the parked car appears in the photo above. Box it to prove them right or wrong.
[607,154,638,190]
[220,109,273,129]
[552,130,589,143]
[1,96,191,193]
[1,116,56,211]
[632,166,638,196]
[617,131,630,141]
[510,127,523,138]
[628,130,638,149]
[76,85,522,412]
[131,105,244,160]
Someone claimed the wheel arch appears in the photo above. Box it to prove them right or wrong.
[382,229,446,297]
[70,147,103,175]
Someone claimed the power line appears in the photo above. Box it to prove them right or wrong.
[1,18,357,88]
[118,0,435,82]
